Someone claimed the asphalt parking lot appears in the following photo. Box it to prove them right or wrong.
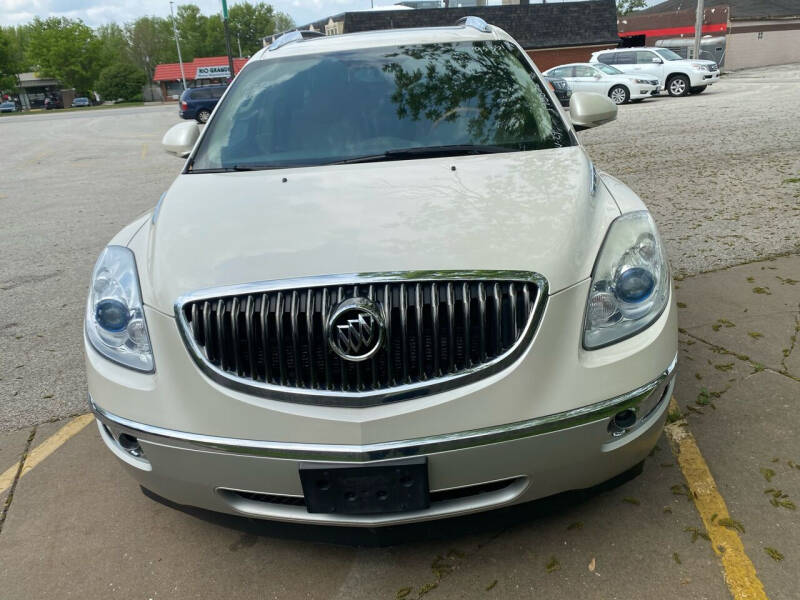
[1,66,799,599]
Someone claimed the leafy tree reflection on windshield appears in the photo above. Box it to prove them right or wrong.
[190,40,571,172]
[381,41,566,149]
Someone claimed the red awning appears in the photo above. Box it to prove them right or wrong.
[153,57,249,82]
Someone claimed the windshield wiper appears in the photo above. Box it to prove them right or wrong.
[332,144,516,165]
[189,163,292,173]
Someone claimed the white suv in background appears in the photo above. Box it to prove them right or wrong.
[543,63,659,104]
[590,47,720,97]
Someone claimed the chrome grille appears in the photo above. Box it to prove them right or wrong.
[176,272,546,407]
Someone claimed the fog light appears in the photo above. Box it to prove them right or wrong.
[608,408,638,437]
[117,433,144,457]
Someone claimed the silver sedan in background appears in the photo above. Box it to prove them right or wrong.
[544,63,660,104]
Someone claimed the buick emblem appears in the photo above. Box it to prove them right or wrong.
[327,297,384,362]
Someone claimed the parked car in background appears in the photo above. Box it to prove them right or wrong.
[179,85,227,123]
[71,97,91,108]
[44,96,63,110]
[96,19,676,527]
[0,101,18,113]
[544,63,658,105]
[590,47,719,97]
[544,76,572,107]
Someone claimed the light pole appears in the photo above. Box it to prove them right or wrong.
[169,1,187,91]
[693,0,705,60]
[221,0,235,80]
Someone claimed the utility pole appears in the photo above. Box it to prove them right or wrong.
[693,0,705,60]
[169,1,187,91]
[237,33,242,58]
[221,0,235,80]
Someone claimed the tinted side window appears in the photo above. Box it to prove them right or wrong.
[614,52,635,65]
[597,53,616,65]
[574,66,596,77]
[636,51,658,64]
[212,87,226,99]
[550,67,573,77]
[192,89,212,99]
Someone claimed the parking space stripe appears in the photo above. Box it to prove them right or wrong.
[0,414,94,496]
[665,397,768,600]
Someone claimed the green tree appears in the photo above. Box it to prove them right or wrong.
[617,0,647,16]
[273,12,295,36]
[97,23,131,69]
[27,17,103,92]
[229,2,280,56]
[95,62,146,101]
[0,29,15,91]
[125,16,176,81]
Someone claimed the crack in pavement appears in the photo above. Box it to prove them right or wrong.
[0,426,36,536]
[779,305,800,375]
[681,329,800,384]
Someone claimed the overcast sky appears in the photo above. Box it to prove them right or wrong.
[0,0,662,28]
[1,0,395,27]
[0,0,626,28]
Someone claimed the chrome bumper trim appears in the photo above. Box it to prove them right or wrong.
[91,354,676,463]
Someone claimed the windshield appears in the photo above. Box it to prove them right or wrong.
[596,64,623,75]
[655,49,683,61]
[190,40,571,172]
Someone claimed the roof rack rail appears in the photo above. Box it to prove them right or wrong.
[268,29,326,52]
[456,16,492,34]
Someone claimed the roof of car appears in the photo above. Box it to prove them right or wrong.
[250,24,509,62]
[594,47,655,53]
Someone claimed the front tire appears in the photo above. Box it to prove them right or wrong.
[690,85,707,94]
[609,85,629,105]
[667,75,690,97]
[196,109,211,124]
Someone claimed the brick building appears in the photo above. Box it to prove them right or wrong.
[618,0,800,70]
[265,0,620,72]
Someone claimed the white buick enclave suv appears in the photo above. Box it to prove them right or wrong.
[86,18,677,526]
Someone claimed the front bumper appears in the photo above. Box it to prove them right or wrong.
[690,70,720,86]
[87,273,678,525]
[92,357,675,526]
[630,84,659,100]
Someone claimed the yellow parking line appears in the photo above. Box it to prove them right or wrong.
[0,414,94,496]
[665,397,768,600]
[141,143,148,159]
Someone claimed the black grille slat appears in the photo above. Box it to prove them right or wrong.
[306,289,316,389]
[182,277,541,396]
[276,291,286,385]
[260,293,270,383]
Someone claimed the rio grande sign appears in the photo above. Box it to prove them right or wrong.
[195,65,230,79]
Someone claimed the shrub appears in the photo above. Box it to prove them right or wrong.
[95,63,146,102]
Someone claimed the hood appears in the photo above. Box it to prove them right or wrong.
[136,147,620,314]
[673,58,717,67]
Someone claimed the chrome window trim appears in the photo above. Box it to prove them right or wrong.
[90,353,676,463]
[173,271,549,407]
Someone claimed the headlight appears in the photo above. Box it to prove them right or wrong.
[85,245,154,371]
[634,78,650,84]
[583,211,670,349]
[691,63,709,71]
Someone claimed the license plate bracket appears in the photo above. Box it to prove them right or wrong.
[299,458,429,515]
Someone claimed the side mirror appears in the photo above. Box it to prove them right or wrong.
[593,73,603,79]
[162,121,200,157]
[652,57,663,64]
[569,92,617,130]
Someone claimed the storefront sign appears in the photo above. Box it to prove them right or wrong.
[196,65,230,79]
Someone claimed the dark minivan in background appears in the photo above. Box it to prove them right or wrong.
[179,85,227,123]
